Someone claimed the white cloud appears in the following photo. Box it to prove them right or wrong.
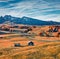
[31,14,60,22]
[0,0,13,2]
[0,0,8,1]
[0,0,60,22]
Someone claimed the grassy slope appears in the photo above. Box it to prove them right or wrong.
[0,42,60,59]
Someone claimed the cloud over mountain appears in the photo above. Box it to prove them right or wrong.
[0,0,60,22]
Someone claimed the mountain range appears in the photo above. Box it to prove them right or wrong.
[0,15,60,25]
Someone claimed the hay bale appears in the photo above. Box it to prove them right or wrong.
[14,43,21,47]
[28,41,34,46]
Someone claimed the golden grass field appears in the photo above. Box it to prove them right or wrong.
[0,34,60,59]
[0,25,60,59]
[0,40,60,59]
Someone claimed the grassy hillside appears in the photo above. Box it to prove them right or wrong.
[0,42,60,59]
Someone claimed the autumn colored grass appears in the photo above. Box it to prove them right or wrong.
[0,25,60,59]
[0,42,60,59]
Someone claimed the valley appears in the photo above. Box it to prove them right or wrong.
[0,24,60,59]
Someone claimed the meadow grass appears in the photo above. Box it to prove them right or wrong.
[0,42,60,59]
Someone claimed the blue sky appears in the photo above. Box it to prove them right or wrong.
[0,0,60,22]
